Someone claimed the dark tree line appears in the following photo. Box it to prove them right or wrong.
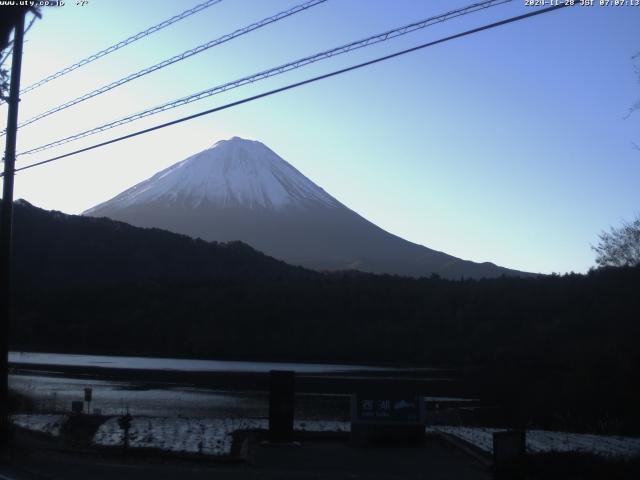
[7,200,640,434]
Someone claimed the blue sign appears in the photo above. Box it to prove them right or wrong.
[352,394,424,424]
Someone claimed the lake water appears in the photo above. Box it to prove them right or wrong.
[8,351,455,420]
[9,373,284,418]
[8,351,397,374]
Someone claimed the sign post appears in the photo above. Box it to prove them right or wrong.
[268,370,295,443]
[84,387,92,414]
[493,430,526,476]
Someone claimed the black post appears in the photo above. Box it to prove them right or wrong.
[493,430,526,478]
[0,11,26,446]
[118,414,132,453]
[268,370,295,443]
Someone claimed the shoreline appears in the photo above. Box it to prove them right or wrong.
[8,362,465,397]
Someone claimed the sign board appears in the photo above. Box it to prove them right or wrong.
[71,400,83,413]
[84,387,92,402]
[351,393,425,425]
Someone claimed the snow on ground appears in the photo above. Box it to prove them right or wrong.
[11,414,66,437]
[92,417,350,456]
[93,417,266,456]
[427,426,640,459]
[93,419,639,458]
[12,413,640,459]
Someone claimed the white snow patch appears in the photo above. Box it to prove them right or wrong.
[14,413,638,460]
[11,414,66,437]
[92,417,350,457]
[427,426,640,459]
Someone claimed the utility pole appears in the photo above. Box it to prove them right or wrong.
[0,10,25,447]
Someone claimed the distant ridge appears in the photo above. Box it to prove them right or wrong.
[10,198,309,290]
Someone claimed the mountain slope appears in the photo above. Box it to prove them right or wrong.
[85,137,531,279]
[10,199,311,291]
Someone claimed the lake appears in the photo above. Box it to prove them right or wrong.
[8,351,400,374]
[8,351,464,420]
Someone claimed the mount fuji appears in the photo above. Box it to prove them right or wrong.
[84,137,529,279]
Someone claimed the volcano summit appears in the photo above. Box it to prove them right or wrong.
[84,137,529,279]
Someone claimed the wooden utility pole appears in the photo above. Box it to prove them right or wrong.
[0,10,25,446]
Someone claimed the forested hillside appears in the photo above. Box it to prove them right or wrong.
[7,200,640,433]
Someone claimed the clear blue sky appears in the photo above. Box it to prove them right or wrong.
[2,0,639,274]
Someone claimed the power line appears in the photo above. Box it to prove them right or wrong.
[5,2,574,177]
[16,0,512,156]
[6,0,327,134]
[0,0,224,104]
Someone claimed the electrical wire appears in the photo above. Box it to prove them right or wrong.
[16,0,511,155]
[1,0,224,104]
[4,2,574,177]
[6,0,327,134]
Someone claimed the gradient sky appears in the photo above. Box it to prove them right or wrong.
[1,0,639,274]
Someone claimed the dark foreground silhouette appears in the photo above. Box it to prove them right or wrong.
[7,200,640,435]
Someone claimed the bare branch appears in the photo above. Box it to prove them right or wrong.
[592,214,640,268]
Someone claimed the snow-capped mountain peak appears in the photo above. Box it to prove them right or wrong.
[84,136,531,279]
[87,137,340,212]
